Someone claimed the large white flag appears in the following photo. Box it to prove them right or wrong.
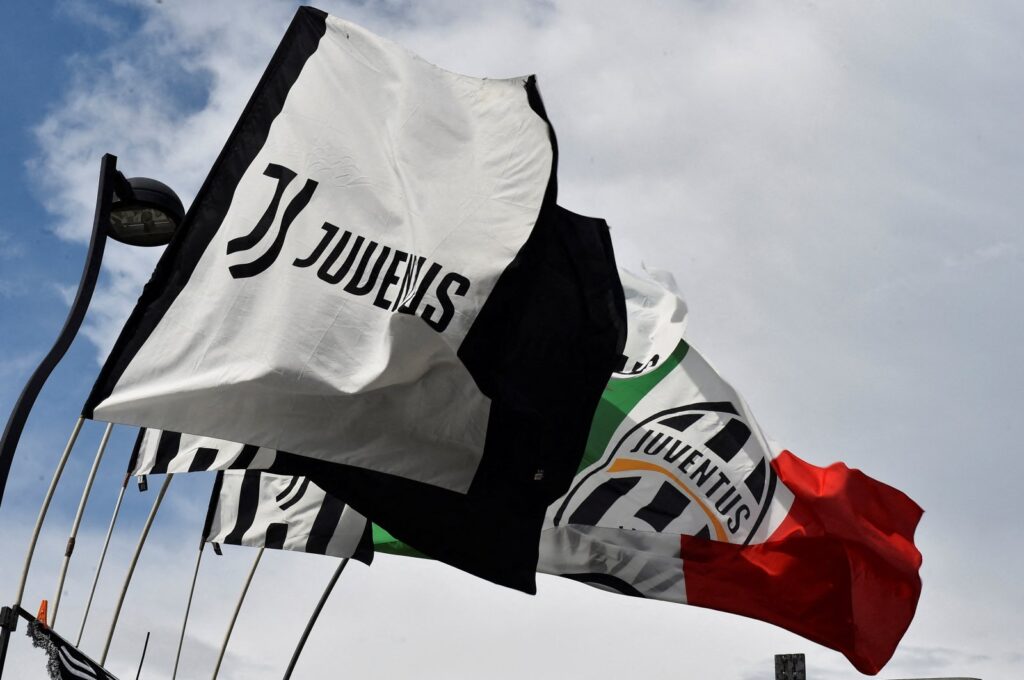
[84,9,625,592]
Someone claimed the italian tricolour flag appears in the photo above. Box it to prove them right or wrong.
[379,267,923,675]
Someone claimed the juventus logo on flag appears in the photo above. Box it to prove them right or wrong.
[535,266,923,675]
[227,163,318,279]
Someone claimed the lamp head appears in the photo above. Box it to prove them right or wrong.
[108,176,185,247]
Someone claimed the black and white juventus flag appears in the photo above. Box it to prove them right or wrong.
[27,620,118,680]
[83,7,625,592]
[204,470,373,564]
[127,428,276,476]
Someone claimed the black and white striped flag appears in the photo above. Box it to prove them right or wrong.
[203,470,373,564]
[127,428,277,476]
[27,620,118,680]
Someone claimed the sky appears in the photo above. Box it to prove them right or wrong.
[0,0,1022,678]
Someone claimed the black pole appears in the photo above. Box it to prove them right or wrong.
[135,631,150,680]
[0,153,117,510]
[282,558,349,680]
[0,153,118,678]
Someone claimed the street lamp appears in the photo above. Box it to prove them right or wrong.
[108,176,185,247]
[0,154,183,673]
[0,154,184,509]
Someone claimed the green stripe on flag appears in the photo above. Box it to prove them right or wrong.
[577,339,689,473]
[372,522,428,558]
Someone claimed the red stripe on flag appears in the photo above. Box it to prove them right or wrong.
[680,450,922,675]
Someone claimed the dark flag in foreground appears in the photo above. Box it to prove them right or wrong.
[204,470,373,564]
[83,7,625,593]
[27,620,118,680]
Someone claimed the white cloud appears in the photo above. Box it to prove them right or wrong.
[18,1,1024,679]
[52,282,77,307]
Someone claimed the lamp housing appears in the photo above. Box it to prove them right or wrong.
[107,176,185,247]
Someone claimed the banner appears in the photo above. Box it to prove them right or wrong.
[127,428,275,476]
[27,620,118,680]
[204,470,372,564]
[83,9,625,592]
[534,268,923,674]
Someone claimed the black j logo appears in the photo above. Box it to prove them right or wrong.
[227,163,318,279]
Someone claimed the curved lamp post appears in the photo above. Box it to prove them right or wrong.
[0,154,183,509]
[0,153,183,675]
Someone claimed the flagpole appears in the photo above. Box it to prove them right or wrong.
[10,418,85,613]
[75,474,129,647]
[282,557,349,680]
[211,547,264,680]
[171,542,205,680]
[100,473,172,666]
[0,416,86,676]
[135,631,150,680]
[50,421,114,629]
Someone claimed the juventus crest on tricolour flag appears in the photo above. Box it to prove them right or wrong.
[83,7,626,592]
[532,267,923,675]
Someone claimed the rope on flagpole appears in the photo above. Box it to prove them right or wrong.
[211,547,264,680]
[50,421,114,628]
[75,474,129,647]
[171,541,205,680]
[100,473,172,665]
[282,557,349,680]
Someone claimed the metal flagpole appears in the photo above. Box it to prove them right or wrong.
[76,473,130,647]
[0,417,87,675]
[9,418,84,613]
[50,421,114,628]
[282,558,349,680]
[0,417,86,672]
[135,631,150,680]
[171,542,205,680]
[100,474,172,666]
[211,547,264,680]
